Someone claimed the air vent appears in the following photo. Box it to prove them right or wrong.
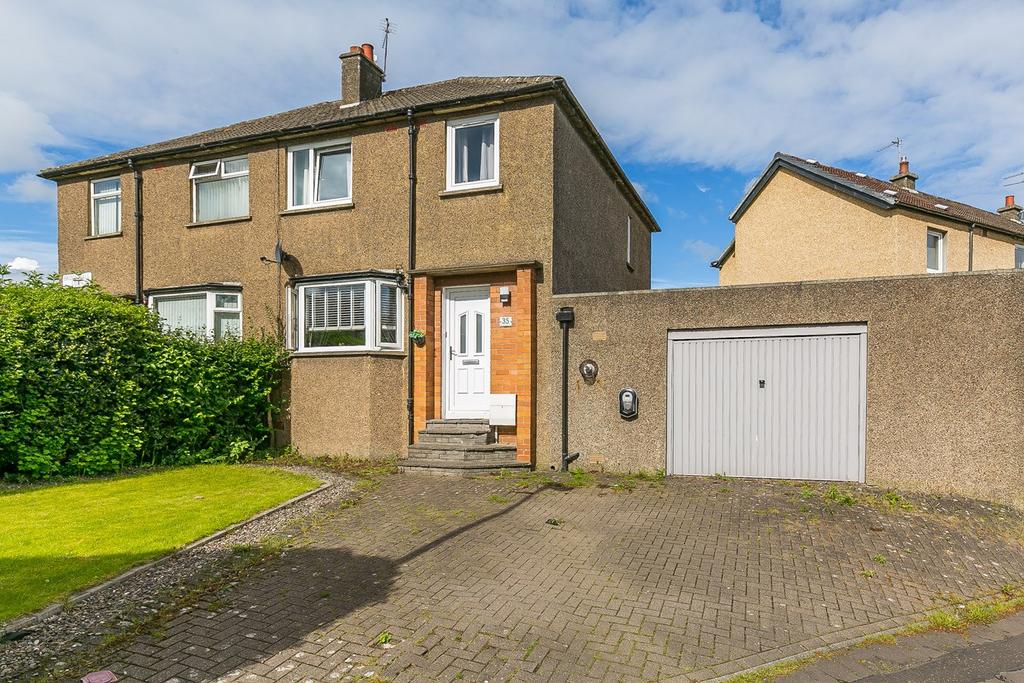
[934,203,949,210]
[883,189,898,196]
[805,159,817,164]
[855,172,867,177]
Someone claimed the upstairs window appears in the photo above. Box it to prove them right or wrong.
[1016,244,1024,269]
[446,114,499,190]
[292,278,402,353]
[288,139,352,209]
[190,156,249,223]
[151,290,242,340]
[926,229,945,273]
[90,177,121,236]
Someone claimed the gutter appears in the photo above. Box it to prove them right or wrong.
[710,239,734,269]
[127,158,143,303]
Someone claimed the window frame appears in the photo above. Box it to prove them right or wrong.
[149,289,243,340]
[286,138,353,210]
[293,278,402,353]
[189,155,250,223]
[445,113,500,191]
[89,176,122,236]
[1015,244,1024,269]
[926,228,945,273]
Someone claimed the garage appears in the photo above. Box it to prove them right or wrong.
[666,324,867,481]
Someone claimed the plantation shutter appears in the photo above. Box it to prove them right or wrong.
[304,284,364,332]
[379,284,398,344]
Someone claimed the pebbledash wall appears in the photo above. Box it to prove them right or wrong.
[536,269,1024,508]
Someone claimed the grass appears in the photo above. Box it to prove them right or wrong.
[0,464,318,622]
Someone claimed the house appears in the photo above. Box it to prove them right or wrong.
[713,153,1024,285]
[40,43,659,471]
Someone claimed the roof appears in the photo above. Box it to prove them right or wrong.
[40,77,561,177]
[39,74,659,233]
[730,152,1024,238]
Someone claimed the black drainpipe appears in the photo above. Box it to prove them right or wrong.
[406,108,417,445]
[128,158,143,303]
[555,307,579,471]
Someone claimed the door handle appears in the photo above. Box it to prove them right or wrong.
[449,346,453,361]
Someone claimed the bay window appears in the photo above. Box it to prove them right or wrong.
[190,156,249,223]
[446,113,499,190]
[288,139,352,209]
[90,177,121,236]
[291,278,402,352]
[151,289,242,340]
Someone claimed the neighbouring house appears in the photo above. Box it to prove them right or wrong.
[713,153,1024,285]
[40,43,659,472]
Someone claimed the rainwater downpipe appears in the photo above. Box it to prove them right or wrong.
[406,108,417,445]
[556,307,579,471]
[968,223,976,271]
[128,158,143,304]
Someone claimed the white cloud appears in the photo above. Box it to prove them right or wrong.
[682,239,722,262]
[0,237,56,274]
[4,173,55,203]
[0,0,1022,212]
[696,183,710,193]
[7,256,40,271]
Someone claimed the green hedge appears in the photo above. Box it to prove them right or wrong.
[0,275,287,479]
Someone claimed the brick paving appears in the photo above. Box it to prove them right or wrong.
[74,475,1024,682]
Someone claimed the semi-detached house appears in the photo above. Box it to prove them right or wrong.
[41,44,660,472]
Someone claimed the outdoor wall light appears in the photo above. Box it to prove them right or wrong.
[579,359,598,384]
[499,286,511,305]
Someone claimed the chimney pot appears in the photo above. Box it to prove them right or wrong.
[997,194,1022,220]
[349,45,361,53]
[361,43,375,61]
[1006,194,1015,207]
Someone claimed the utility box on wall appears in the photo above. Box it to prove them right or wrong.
[489,394,517,426]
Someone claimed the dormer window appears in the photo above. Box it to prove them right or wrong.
[189,156,249,223]
[446,114,499,191]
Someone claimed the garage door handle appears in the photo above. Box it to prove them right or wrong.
[758,379,766,388]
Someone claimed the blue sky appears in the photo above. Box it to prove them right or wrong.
[2,0,1023,287]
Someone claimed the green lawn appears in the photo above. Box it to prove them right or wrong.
[0,465,319,622]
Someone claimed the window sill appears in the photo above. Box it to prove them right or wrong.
[186,215,252,229]
[439,183,503,199]
[290,349,407,359]
[280,202,354,217]
[85,232,123,241]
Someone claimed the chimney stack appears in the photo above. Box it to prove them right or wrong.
[339,43,384,105]
[890,156,918,190]
[996,194,1023,221]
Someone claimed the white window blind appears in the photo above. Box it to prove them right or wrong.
[303,283,366,347]
[379,284,398,345]
[154,294,207,336]
[90,177,121,236]
[192,157,249,223]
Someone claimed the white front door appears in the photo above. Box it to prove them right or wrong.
[443,286,491,418]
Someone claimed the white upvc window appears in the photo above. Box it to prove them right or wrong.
[926,229,945,273]
[287,139,352,209]
[90,177,121,236]
[1015,244,1024,269]
[446,113,499,191]
[150,290,242,340]
[292,278,402,353]
[190,156,249,223]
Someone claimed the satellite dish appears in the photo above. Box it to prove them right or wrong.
[261,240,289,265]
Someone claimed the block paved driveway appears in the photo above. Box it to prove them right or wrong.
[97,474,1024,682]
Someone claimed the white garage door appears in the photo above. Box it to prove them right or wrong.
[667,325,866,482]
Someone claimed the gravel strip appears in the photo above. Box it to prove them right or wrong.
[0,466,353,680]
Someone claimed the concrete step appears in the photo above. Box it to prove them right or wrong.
[406,443,518,462]
[418,431,492,445]
[398,458,531,477]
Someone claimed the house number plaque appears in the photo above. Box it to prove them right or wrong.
[499,316,513,327]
